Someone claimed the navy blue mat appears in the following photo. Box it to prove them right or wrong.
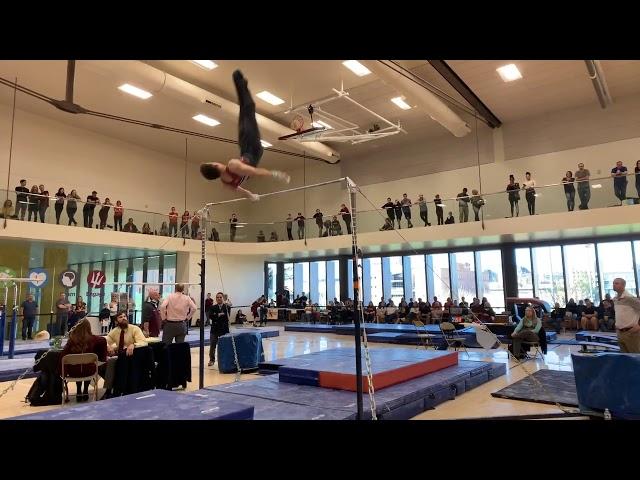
[11,389,254,420]
[575,331,617,345]
[491,369,578,407]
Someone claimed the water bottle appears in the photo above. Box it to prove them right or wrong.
[604,408,612,420]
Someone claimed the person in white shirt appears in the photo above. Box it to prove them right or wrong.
[612,278,640,353]
[522,172,537,215]
[160,284,197,344]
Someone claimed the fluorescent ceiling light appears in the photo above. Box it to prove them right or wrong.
[391,96,411,110]
[191,60,218,70]
[118,83,152,99]
[312,120,333,130]
[260,140,272,148]
[256,91,285,106]
[342,60,371,77]
[591,184,602,189]
[193,114,220,127]
[496,64,522,82]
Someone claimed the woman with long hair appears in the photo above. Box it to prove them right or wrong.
[59,319,107,402]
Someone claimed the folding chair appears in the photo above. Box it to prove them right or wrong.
[412,320,436,350]
[440,321,469,355]
[60,353,100,404]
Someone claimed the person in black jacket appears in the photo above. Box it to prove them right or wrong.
[382,197,395,228]
[208,292,230,366]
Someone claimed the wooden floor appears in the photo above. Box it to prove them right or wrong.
[0,327,579,420]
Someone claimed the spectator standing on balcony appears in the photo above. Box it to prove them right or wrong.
[180,210,190,238]
[38,184,49,223]
[83,191,99,228]
[400,193,413,228]
[15,179,29,221]
[457,188,470,222]
[230,213,238,242]
[611,160,628,204]
[191,212,200,239]
[522,172,536,215]
[575,163,591,210]
[113,200,124,231]
[434,194,444,225]
[285,213,293,240]
[382,198,396,229]
[339,204,352,234]
[99,198,112,229]
[313,209,323,237]
[168,206,178,237]
[471,189,484,221]
[394,200,403,229]
[635,160,640,199]
[295,212,306,239]
[54,188,66,224]
[28,185,39,222]
[417,194,430,226]
[506,175,520,217]
[66,189,80,226]
[562,171,576,212]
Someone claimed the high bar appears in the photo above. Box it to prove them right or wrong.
[204,177,348,207]
[103,282,201,286]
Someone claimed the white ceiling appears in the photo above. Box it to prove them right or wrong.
[1,60,639,170]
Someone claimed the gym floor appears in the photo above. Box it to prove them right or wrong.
[0,326,578,420]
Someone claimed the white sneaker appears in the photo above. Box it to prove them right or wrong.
[272,170,291,184]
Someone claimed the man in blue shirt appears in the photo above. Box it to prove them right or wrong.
[611,160,628,203]
[20,293,38,340]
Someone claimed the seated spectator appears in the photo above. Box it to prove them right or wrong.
[385,301,398,323]
[323,219,332,236]
[364,301,376,322]
[1,199,15,218]
[209,227,220,242]
[331,216,342,236]
[158,222,169,236]
[269,231,278,242]
[598,299,615,332]
[380,218,394,231]
[580,299,598,330]
[59,319,107,402]
[234,309,247,325]
[257,230,266,242]
[122,218,139,233]
[510,306,542,359]
[444,212,455,224]
[481,297,496,316]
[549,302,565,334]
[142,222,153,235]
[565,298,578,329]
[375,304,386,323]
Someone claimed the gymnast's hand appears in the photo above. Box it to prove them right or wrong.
[249,193,260,202]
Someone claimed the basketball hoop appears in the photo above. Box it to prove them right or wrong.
[290,115,304,132]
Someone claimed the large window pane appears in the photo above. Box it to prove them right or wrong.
[598,241,637,297]
[450,251,476,303]
[132,258,144,314]
[427,253,450,303]
[405,255,427,303]
[564,244,599,304]
[147,256,160,285]
[163,254,176,295]
[313,261,326,307]
[266,263,278,302]
[102,260,116,310]
[293,262,309,298]
[283,263,293,299]
[363,257,383,305]
[532,246,565,305]
[515,248,533,298]
[326,260,340,305]
[382,256,404,305]
[475,250,505,310]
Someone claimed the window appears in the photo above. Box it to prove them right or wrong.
[563,244,599,304]
[326,260,340,305]
[283,263,293,298]
[102,260,116,309]
[406,255,427,303]
[598,241,636,297]
[312,261,327,307]
[382,256,404,305]
[132,258,144,313]
[450,251,476,303]
[363,257,383,305]
[475,250,504,309]
[515,248,533,297]
[266,263,278,302]
[531,246,565,305]
[427,253,450,303]
[163,254,176,295]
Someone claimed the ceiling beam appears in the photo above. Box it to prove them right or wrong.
[428,60,502,128]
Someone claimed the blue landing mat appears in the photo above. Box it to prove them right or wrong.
[283,324,336,333]
[575,331,617,345]
[10,389,254,420]
[218,349,506,419]
[365,332,422,344]
[333,323,441,335]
